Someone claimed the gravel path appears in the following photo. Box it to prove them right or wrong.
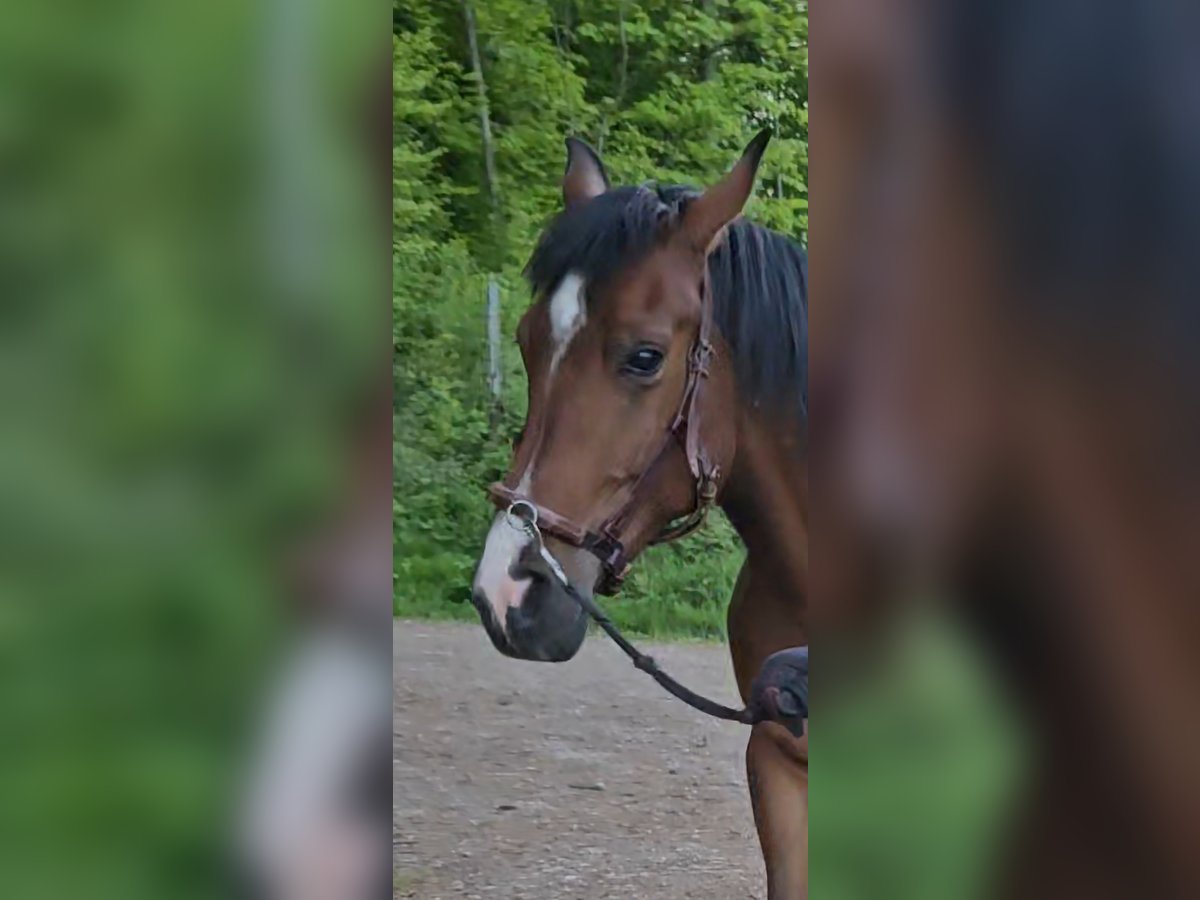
[394,620,763,899]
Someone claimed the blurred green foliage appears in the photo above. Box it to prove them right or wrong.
[814,611,1027,900]
[0,0,381,897]
[393,0,808,635]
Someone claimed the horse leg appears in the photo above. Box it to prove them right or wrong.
[728,564,809,899]
[747,723,808,899]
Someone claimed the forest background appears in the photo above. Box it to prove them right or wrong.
[394,0,809,636]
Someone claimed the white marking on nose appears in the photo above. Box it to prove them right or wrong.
[473,512,533,632]
[515,467,531,494]
[548,272,586,373]
[474,273,585,635]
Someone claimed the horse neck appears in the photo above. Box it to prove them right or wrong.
[719,408,808,603]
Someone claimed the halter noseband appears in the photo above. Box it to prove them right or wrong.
[487,272,721,595]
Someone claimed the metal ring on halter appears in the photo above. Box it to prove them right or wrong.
[505,500,540,540]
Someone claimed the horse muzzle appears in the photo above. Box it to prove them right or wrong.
[471,572,588,662]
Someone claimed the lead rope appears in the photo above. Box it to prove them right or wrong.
[506,501,762,726]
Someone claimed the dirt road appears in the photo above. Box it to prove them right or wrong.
[394,620,762,898]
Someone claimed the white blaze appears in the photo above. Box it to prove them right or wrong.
[548,271,586,373]
[474,273,586,632]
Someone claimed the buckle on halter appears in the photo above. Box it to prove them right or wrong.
[698,465,721,505]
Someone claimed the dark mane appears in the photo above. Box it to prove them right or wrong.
[525,184,808,426]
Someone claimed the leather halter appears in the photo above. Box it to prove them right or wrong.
[488,272,721,595]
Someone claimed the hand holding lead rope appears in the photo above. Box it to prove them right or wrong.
[747,646,808,738]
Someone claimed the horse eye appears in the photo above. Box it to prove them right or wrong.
[622,346,665,377]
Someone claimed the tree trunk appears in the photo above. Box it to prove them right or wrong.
[486,277,503,429]
[703,0,718,81]
[597,1,629,156]
[461,0,499,217]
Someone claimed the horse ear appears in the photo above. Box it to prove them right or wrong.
[563,137,610,209]
[682,129,772,253]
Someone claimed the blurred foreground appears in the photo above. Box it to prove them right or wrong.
[813,1,1200,898]
[0,1,390,898]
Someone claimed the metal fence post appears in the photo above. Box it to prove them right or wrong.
[486,276,502,428]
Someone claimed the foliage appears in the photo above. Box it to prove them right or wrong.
[394,0,808,636]
[1,1,380,896]
[813,611,1026,900]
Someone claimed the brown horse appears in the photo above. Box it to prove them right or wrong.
[470,135,809,897]
[815,0,1200,896]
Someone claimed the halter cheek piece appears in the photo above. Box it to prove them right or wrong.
[487,273,721,595]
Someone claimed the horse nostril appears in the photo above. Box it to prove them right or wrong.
[508,559,534,581]
[510,544,554,585]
